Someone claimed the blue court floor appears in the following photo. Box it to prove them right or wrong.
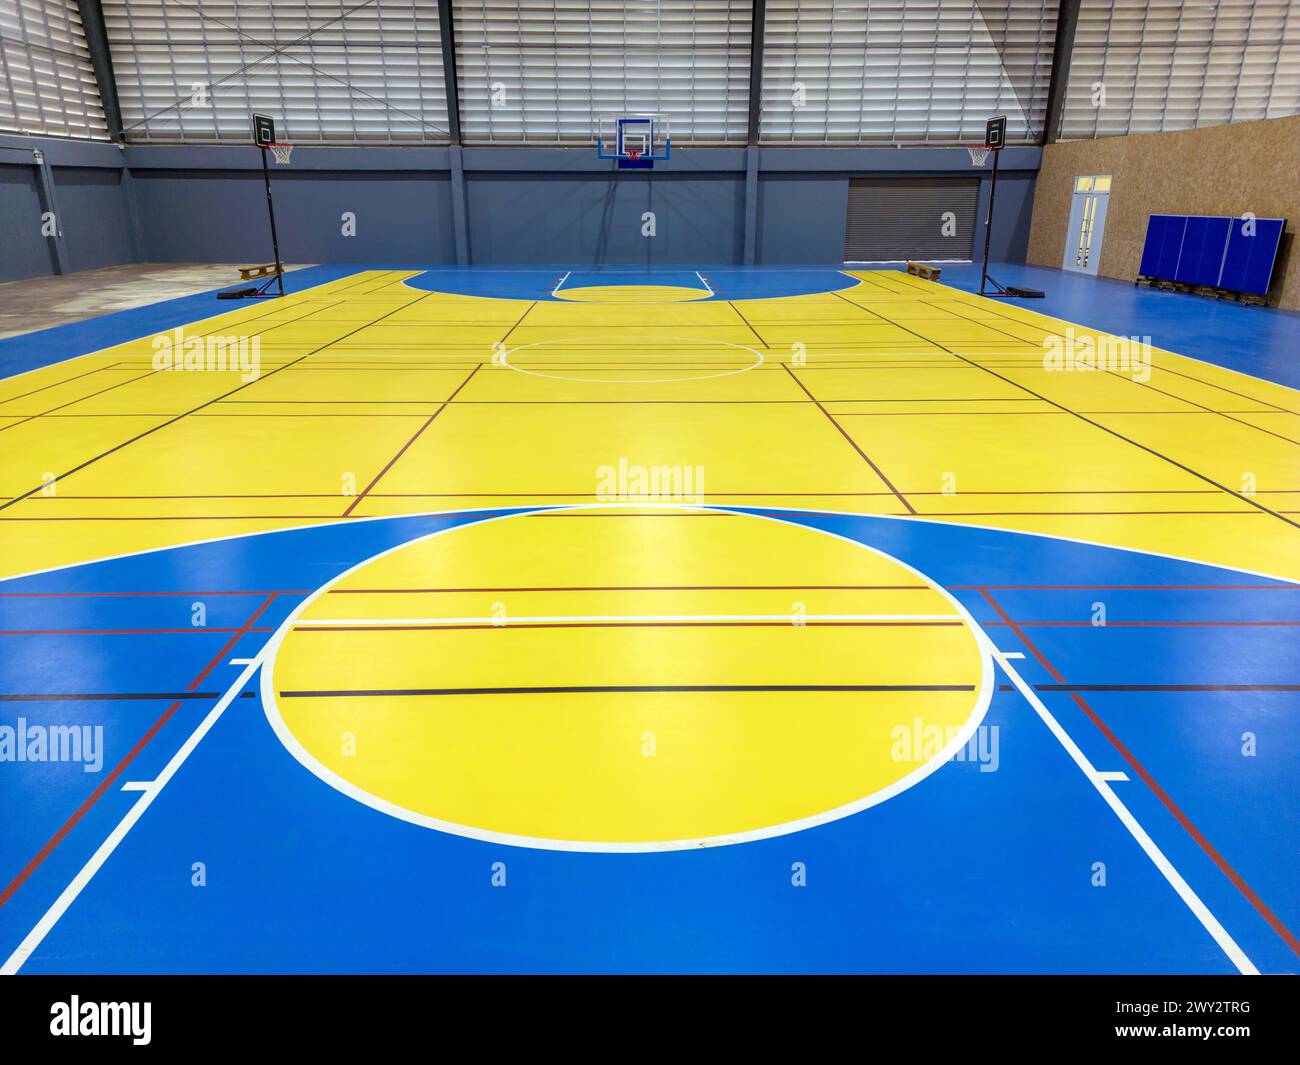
[0,263,1296,974]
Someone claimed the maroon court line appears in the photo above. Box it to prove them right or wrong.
[979,587,1300,959]
[982,620,1300,628]
[296,620,965,633]
[780,364,916,514]
[341,363,482,518]
[0,593,278,911]
[0,626,274,636]
[0,589,309,598]
[330,584,932,593]
[951,583,1300,591]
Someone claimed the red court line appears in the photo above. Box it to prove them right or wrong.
[952,584,1300,591]
[0,627,274,636]
[0,515,346,521]
[0,593,278,911]
[979,587,1300,959]
[781,365,916,514]
[983,620,1300,628]
[342,363,482,518]
[331,584,931,593]
[297,620,964,632]
[0,589,309,598]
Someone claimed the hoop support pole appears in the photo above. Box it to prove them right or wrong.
[979,146,1000,297]
[259,145,285,297]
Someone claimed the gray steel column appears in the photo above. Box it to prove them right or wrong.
[746,0,767,146]
[76,0,124,142]
[32,148,67,274]
[449,145,470,264]
[1042,0,1082,145]
[437,0,462,145]
[743,146,760,265]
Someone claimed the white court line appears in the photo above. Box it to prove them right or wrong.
[1097,771,1130,782]
[983,637,1257,975]
[293,612,962,628]
[695,271,714,295]
[1002,651,1026,659]
[229,657,255,665]
[1,653,266,975]
[551,270,571,296]
[120,781,153,792]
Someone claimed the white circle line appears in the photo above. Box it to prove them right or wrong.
[498,333,765,384]
[259,503,994,853]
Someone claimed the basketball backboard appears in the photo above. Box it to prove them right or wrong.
[597,113,670,169]
[985,115,1007,150]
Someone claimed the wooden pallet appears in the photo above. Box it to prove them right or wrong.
[238,263,279,280]
[906,261,941,281]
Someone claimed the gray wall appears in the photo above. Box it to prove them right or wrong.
[54,165,134,272]
[466,172,746,265]
[0,136,134,281]
[0,160,54,282]
[129,170,458,264]
[0,135,1041,280]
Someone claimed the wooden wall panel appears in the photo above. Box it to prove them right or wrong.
[1027,116,1300,310]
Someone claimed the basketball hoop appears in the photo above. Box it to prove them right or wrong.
[268,142,294,165]
[625,147,642,161]
[966,146,991,167]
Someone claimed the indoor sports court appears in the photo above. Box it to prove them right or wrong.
[1,0,1298,987]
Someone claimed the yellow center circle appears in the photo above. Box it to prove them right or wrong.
[555,284,710,303]
[265,509,988,850]
[501,333,763,384]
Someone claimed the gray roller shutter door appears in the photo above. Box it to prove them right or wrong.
[844,177,980,262]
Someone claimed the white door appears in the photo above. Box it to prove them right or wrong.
[1063,176,1112,275]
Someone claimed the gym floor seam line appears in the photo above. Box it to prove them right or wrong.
[979,587,1300,958]
[826,289,1300,529]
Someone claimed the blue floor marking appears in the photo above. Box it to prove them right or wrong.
[937,261,1300,389]
[1,507,1294,973]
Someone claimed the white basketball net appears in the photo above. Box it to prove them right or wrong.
[269,143,294,165]
[966,146,991,167]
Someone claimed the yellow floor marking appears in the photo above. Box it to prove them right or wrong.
[1,268,1298,582]
[270,511,985,845]
[556,284,710,302]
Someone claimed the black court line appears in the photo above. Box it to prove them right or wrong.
[1099,368,1300,447]
[0,292,433,512]
[842,291,1300,531]
[0,365,121,406]
[933,296,1300,417]
[935,296,1300,423]
[280,683,978,698]
[0,293,330,428]
[0,370,163,433]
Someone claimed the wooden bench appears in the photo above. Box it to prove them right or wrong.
[906,261,941,281]
[238,263,279,281]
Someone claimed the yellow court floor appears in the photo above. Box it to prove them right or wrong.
[1,268,1298,582]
